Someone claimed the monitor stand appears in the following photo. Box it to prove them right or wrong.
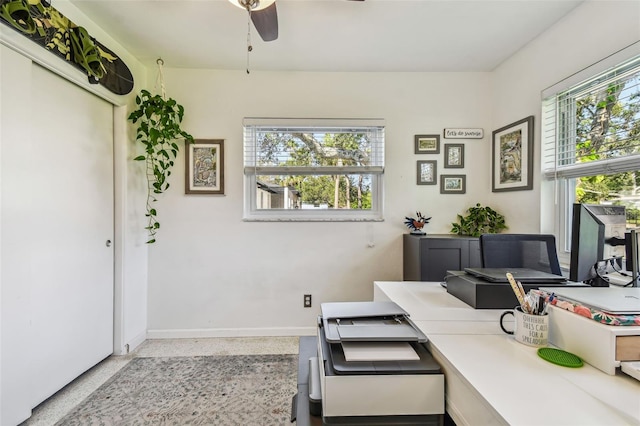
[632,229,638,287]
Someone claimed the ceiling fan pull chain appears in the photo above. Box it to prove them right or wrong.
[156,58,166,98]
[246,9,253,74]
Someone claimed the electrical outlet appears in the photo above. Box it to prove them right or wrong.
[304,294,312,308]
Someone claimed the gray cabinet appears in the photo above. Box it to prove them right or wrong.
[403,234,481,281]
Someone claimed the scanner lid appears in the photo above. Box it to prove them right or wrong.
[320,301,427,343]
[321,301,409,320]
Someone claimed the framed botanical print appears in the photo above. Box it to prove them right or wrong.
[417,160,437,185]
[440,174,466,194]
[492,116,533,192]
[414,134,440,154]
[444,143,464,168]
[185,139,224,195]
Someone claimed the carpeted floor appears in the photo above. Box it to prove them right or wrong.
[54,354,298,426]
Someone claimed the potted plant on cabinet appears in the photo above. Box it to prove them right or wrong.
[450,203,507,237]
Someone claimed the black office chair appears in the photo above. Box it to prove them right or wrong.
[479,234,562,275]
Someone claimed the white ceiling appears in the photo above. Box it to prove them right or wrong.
[68,0,585,72]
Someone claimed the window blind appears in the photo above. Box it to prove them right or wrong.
[243,118,385,175]
[543,55,640,180]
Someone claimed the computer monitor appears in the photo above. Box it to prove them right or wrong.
[569,204,627,285]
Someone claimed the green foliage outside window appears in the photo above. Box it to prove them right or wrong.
[571,71,640,225]
[257,131,374,210]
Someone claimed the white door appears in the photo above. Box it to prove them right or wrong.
[28,63,114,405]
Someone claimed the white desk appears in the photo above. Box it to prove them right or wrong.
[374,281,640,426]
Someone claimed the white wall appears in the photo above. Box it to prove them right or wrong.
[490,0,640,236]
[146,70,494,336]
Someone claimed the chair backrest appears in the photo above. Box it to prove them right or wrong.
[479,234,562,275]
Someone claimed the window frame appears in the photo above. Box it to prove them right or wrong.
[242,118,385,222]
[542,45,640,260]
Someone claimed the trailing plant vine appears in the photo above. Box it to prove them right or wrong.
[128,89,194,243]
[450,203,507,237]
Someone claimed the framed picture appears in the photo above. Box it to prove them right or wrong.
[185,139,224,195]
[492,116,534,192]
[440,174,466,194]
[414,134,440,154]
[417,160,437,185]
[444,143,464,168]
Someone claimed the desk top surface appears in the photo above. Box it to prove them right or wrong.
[373,281,640,426]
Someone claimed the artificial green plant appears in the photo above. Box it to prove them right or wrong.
[128,89,194,243]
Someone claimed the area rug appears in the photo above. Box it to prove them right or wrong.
[55,354,298,426]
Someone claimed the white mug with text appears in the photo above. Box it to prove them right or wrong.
[500,306,548,347]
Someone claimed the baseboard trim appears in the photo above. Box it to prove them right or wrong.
[147,327,316,339]
[127,331,148,353]
[113,330,147,355]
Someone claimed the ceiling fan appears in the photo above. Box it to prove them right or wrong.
[228,0,364,42]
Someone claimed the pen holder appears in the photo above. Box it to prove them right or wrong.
[500,306,548,347]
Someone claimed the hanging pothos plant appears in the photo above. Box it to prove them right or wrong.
[128,89,194,243]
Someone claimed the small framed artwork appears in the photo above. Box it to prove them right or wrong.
[414,134,440,154]
[492,116,534,192]
[417,160,437,185]
[444,143,464,168]
[185,139,225,195]
[440,174,466,194]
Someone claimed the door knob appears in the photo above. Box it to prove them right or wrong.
[106,240,112,247]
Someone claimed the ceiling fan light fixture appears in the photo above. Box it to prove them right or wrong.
[228,0,276,12]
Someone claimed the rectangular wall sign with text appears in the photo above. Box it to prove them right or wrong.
[443,128,484,139]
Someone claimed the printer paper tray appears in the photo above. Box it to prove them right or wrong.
[319,326,441,376]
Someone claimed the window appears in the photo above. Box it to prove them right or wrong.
[243,118,385,221]
[543,52,640,256]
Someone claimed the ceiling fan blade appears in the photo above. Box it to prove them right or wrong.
[251,2,278,42]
